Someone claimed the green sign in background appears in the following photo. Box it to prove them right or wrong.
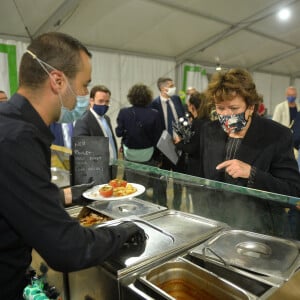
[0,44,18,95]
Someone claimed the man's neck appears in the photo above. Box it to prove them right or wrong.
[18,86,56,125]
[160,93,169,100]
[288,101,297,108]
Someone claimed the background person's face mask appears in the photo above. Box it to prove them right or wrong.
[166,86,176,97]
[93,104,109,116]
[287,96,296,103]
[217,111,248,134]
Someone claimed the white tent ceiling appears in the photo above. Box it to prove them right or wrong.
[2,0,300,77]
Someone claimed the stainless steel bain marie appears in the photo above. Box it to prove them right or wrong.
[89,213,226,300]
[131,257,256,300]
[123,228,300,300]
[188,229,300,287]
[144,209,229,246]
[87,197,167,219]
[102,213,226,278]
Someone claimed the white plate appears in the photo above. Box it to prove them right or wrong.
[82,183,146,201]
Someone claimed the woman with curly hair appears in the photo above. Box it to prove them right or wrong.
[115,83,163,164]
[197,68,300,238]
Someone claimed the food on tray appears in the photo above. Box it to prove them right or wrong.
[99,185,114,197]
[79,212,111,227]
[109,178,127,188]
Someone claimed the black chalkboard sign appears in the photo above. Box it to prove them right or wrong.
[71,136,110,185]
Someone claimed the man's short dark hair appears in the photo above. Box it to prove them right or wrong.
[19,32,92,89]
[157,77,173,91]
[90,85,111,98]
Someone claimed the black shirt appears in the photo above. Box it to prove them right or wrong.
[224,137,242,184]
[0,94,126,299]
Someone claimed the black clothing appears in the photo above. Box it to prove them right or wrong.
[73,109,118,155]
[197,115,300,237]
[199,115,300,196]
[224,137,242,184]
[115,106,163,149]
[175,118,208,176]
[289,106,298,124]
[0,94,131,299]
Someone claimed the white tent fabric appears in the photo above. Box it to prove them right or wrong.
[0,36,297,124]
[0,38,176,145]
[90,49,175,135]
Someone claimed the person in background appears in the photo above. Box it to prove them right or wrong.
[0,32,146,300]
[185,86,197,101]
[73,85,118,178]
[198,69,300,237]
[50,121,74,149]
[115,83,163,190]
[0,90,8,102]
[174,92,211,213]
[272,86,299,128]
[151,77,185,209]
[116,83,163,165]
[257,95,267,117]
[175,92,211,176]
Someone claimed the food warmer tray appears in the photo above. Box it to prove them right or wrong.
[87,198,167,220]
[100,212,226,278]
[188,229,300,286]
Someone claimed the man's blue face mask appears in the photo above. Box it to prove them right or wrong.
[287,96,296,103]
[93,104,109,116]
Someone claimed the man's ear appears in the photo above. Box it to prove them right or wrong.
[49,70,64,92]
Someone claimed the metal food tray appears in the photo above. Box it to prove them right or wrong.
[189,229,300,286]
[144,209,228,246]
[97,216,177,277]
[87,198,167,220]
[136,257,256,300]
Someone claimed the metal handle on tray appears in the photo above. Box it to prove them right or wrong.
[202,246,228,267]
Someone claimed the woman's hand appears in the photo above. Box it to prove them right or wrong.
[173,135,181,144]
[216,159,251,179]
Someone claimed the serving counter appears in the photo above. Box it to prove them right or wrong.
[36,158,300,299]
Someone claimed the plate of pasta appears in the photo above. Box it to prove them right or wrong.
[82,182,145,201]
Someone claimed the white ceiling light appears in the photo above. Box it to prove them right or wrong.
[278,8,291,21]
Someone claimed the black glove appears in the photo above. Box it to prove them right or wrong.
[110,221,147,258]
[115,221,147,246]
[71,181,95,204]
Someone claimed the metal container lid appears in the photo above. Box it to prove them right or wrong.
[101,217,175,277]
[88,198,167,219]
[189,229,300,281]
[144,210,227,245]
[102,212,225,278]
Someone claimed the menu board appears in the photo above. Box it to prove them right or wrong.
[71,136,110,185]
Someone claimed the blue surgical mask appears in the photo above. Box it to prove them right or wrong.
[93,104,109,116]
[217,111,248,133]
[287,96,296,103]
[76,95,90,108]
[58,95,89,123]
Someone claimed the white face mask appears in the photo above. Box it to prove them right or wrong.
[166,86,176,97]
